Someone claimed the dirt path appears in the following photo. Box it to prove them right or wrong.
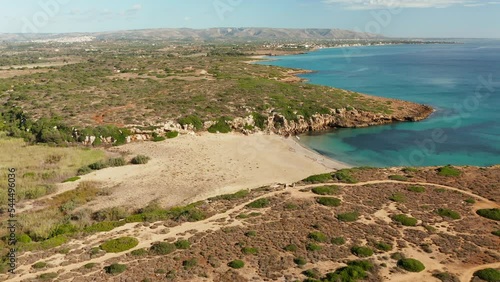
[7,180,498,281]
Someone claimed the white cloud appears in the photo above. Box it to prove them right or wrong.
[322,0,500,10]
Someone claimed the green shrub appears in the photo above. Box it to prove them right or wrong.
[105,263,127,275]
[492,230,500,237]
[316,197,341,207]
[39,235,69,250]
[476,209,500,221]
[32,261,47,269]
[348,260,374,271]
[311,185,340,195]
[152,136,166,142]
[392,214,418,226]
[432,272,460,282]
[100,237,139,253]
[389,192,406,202]
[17,234,32,243]
[174,240,191,249]
[375,242,393,252]
[306,243,321,252]
[284,244,298,252]
[131,155,150,164]
[252,112,267,129]
[331,237,346,245]
[208,117,232,133]
[337,212,359,222]
[84,221,125,233]
[88,161,108,170]
[464,198,476,204]
[397,258,425,272]
[324,260,373,281]
[150,242,176,255]
[228,260,245,269]
[107,157,127,167]
[84,263,97,269]
[308,232,328,242]
[437,165,461,177]
[245,231,257,237]
[351,246,373,257]
[77,166,93,175]
[166,131,179,139]
[178,115,203,130]
[302,268,322,279]
[63,176,81,183]
[241,247,259,255]
[38,272,58,280]
[389,175,408,181]
[473,268,500,282]
[294,257,307,266]
[212,190,249,201]
[402,167,419,173]
[302,173,332,184]
[130,248,148,256]
[246,198,270,208]
[334,169,358,183]
[182,258,198,269]
[408,186,425,193]
[436,208,461,220]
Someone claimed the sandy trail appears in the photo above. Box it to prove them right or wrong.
[8,179,498,282]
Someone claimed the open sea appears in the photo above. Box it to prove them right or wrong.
[259,40,500,167]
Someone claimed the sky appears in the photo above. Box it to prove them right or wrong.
[0,0,499,38]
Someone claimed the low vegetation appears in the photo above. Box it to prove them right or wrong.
[408,185,425,193]
[334,169,358,183]
[105,263,127,275]
[228,260,245,269]
[308,232,328,242]
[476,208,500,221]
[316,197,341,207]
[351,246,374,257]
[473,268,500,282]
[436,208,461,220]
[131,155,150,165]
[150,242,176,255]
[375,242,393,252]
[302,173,332,183]
[392,214,418,226]
[337,212,359,222]
[331,237,346,245]
[397,258,425,272]
[246,198,270,208]
[437,165,461,177]
[100,237,139,253]
[311,185,340,195]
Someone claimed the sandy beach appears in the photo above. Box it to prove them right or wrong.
[73,133,349,211]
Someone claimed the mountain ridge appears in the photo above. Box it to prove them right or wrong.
[0,27,383,42]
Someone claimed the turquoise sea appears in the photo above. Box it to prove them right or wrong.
[259,41,500,167]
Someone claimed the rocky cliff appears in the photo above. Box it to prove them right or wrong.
[265,104,434,136]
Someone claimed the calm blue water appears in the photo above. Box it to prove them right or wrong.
[259,41,500,167]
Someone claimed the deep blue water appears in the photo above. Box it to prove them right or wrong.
[259,41,500,167]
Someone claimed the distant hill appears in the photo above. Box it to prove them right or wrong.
[0,27,382,42]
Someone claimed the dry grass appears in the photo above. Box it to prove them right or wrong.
[0,135,105,205]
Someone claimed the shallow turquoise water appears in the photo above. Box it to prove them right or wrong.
[259,41,500,167]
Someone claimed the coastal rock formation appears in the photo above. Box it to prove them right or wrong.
[265,103,433,136]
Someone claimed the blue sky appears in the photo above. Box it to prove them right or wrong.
[0,0,499,38]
